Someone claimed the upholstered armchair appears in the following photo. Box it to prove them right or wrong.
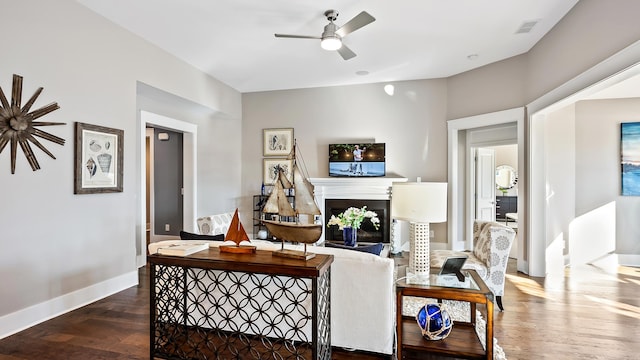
[431,220,516,311]
[196,212,234,236]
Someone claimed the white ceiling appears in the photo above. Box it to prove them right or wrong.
[78,0,579,93]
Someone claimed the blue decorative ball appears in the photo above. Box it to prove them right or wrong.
[415,303,453,340]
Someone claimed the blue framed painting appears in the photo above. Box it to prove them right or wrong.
[621,122,640,196]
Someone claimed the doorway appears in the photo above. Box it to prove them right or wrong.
[447,107,526,273]
[474,144,519,259]
[146,127,185,244]
[449,43,640,277]
[527,44,640,275]
[136,110,198,267]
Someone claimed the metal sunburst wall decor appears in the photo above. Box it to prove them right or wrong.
[0,74,65,174]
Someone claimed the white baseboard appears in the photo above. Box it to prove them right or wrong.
[0,270,138,340]
[137,254,147,268]
[618,254,640,267]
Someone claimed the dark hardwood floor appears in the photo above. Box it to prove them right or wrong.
[0,258,639,359]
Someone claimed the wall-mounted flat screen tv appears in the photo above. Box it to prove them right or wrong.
[329,143,385,177]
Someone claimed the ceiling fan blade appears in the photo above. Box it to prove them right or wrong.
[275,34,321,39]
[337,44,356,60]
[335,11,375,37]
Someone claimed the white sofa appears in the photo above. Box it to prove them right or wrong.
[148,239,396,355]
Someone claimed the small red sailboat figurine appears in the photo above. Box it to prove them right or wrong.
[219,209,256,254]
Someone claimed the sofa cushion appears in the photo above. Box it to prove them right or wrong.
[324,241,384,256]
[180,230,225,241]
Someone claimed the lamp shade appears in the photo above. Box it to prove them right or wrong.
[391,182,448,223]
[321,36,342,50]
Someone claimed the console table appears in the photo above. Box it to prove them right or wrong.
[396,267,494,360]
[148,247,333,360]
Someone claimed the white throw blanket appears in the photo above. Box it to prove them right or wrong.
[148,239,396,355]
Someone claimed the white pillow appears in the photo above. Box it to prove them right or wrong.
[196,212,234,235]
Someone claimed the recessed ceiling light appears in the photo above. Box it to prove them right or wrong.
[384,84,395,96]
[467,54,479,60]
[355,70,369,76]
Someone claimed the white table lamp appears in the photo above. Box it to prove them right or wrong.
[391,182,447,278]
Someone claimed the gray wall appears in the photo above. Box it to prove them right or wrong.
[0,0,241,334]
[136,88,243,218]
[526,0,640,102]
[447,0,640,119]
[447,55,527,120]
[241,79,450,242]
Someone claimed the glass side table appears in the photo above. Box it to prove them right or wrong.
[395,266,494,360]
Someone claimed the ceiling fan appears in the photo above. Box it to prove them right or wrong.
[275,9,375,60]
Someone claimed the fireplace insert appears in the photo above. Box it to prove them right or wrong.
[324,199,390,243]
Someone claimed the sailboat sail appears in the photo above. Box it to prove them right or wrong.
[261,142,323,245]
[219,208,255,254]
[293,165,321,216]
[263,169,296,216]
[225,208,250,245]
[279,170,293,189]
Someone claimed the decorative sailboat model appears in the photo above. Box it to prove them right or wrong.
[220,208,256,254]
[262,142,322,260]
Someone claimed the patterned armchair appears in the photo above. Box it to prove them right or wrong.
[196,212,234,236]
[431,220,516,311]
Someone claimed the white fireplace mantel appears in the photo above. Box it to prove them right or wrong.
[310,175,408,201]
[310,175,408,243]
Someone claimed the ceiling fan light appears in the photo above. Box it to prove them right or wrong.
[321,36,342,51]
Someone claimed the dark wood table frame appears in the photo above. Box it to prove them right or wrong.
[148,247,333,360]
[396,268,494,360]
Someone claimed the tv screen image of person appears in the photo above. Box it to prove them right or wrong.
[328,143,385,177]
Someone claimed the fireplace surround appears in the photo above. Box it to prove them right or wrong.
[310,176,408,244]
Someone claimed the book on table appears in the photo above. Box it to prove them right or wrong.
[156,243,209,256]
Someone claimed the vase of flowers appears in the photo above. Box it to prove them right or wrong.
[327,206,380,246]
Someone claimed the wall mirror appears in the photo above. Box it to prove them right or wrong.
[495,165,518,190]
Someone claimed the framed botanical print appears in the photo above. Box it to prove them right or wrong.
[74,122,124,194]
[263,128,294,156]
[263,158,293,185]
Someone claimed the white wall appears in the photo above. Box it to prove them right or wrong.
[0,0,241,337]
[545,104,576,272]
[540,98,640,268]
[574,99,640,260]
